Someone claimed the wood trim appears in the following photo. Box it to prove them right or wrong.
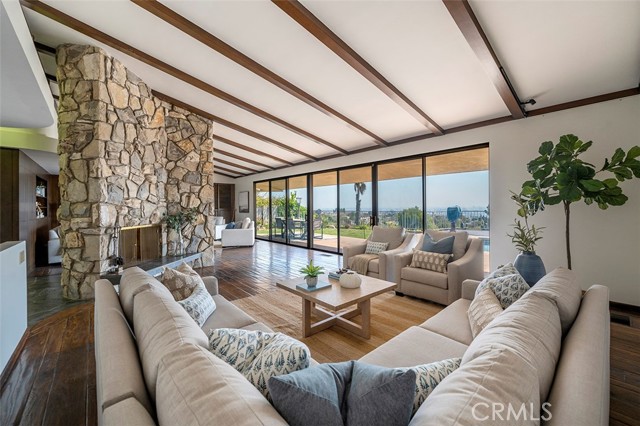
[214,171,238,179]
[442,0,525,119]
[214,165,246,176]
[527,88,640,116]
[214,157,260,173]
[273,0,444,136]
[0,328,30,389]
[215,148,276,170]
[212,134,294,167]
[131,0,383,148]
[152,91,312,161]
[21,0,322,158]
[610,300,640,316]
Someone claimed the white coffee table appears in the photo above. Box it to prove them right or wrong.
[276,275,396,339]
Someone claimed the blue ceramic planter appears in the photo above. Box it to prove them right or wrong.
[514,252,546,287]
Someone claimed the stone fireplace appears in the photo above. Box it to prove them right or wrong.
[56,44,215,299]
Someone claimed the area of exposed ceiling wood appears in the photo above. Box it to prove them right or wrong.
[20,0,640,179]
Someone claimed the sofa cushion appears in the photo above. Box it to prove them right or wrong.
[401,266,448,289]
[119,266,172,324]
[209,329,311,399]
[161,262,204,301]
[527,267,581,335]
[103,397,156,426]
[370,226,405,250]
[133,286,208,401]
[426,230,468,261]
[411,347,540,426]
[462,292,562,403]
[156,343,287,426]
[420,299,473,345]
[476,273,529,309]
[420,233,455,255]
[410,250,451,273]
[94,280,154,418]
[359,326,468,368]
[365,240,389,255]
[467,287,504,338]
[177,283,216,327]
[201,295,258,332]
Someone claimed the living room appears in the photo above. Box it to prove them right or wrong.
[1,1,639,425]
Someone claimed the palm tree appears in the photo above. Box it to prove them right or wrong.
[354,182,367,226]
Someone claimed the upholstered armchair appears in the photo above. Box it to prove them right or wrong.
[48,227,62,264]
[390,230,484,305]
[221,218,255,247]
[342,226,418,282]
[212,216,226,240]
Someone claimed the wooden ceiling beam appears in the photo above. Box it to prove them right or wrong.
[215,148,276,171]
[131,0,381,149]
[20,0,328,157]
[152,91,313,161]
[442,0,526,119]
[214,157,261,173]
[273,0,444,136]
[214,165,247,176]
[212,134,293,167]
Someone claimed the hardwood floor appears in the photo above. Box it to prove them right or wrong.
[1,241,639,425]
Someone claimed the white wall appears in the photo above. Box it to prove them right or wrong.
[0,241,28,373]
[233,96,640,304]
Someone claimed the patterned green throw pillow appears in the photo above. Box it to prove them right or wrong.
[405,358,462,415]
[476,271,529,309]
[176,283,216,327]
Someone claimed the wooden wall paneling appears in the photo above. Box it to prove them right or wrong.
[0,149,20,243]
[214,183,235,222]
[48,175,60,229]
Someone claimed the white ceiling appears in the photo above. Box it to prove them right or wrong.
[15,0,640,178]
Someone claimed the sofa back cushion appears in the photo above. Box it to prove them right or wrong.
[155,344,287,426]
[411,346,541,426]
[133,286,208,401]
[426,230,468,261]
[462,292,562,403]
[94,280,154,422]
[527,267,581,335]
[119,266,172,324]
[370,226,405,250]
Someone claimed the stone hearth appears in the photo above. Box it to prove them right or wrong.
[56,44,215,299]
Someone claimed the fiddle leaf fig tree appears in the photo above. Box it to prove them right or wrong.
[521,134,640,269]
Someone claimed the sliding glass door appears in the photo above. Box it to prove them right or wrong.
[311,171,337,252]
[377,158,424,232]
[287,176,308,247]
[338,166,373,253]
[255,181,270,239]
[270,179,287,243]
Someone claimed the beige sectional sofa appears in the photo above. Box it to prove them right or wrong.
[95,266,609,426]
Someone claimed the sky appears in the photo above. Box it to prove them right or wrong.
[307,170,489,211]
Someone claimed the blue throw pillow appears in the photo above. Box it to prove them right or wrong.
[225,222,236,229]
[421,233,455,255]
[268,361,416,426]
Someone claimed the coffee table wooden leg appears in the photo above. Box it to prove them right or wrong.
[303,299,312,337]
[359,300,371,339]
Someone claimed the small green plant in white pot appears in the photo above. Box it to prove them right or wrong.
[300,260,324,287]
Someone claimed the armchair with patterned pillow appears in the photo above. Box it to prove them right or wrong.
[342,226,418,282]
[390,230,484,305]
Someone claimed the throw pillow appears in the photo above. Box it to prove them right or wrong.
[410,250,452,273]
[161,262,204,301]
[467,287,504,338]
[365,241,389,255]
[209,329,310,399]
[405,358,462,415]
[225,222,236,229]
[476,273,530,309]
[267,361,416,426]
[177,283,216,327]
[420,233,455,256]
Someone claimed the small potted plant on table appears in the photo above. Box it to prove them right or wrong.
[300,260,324,287]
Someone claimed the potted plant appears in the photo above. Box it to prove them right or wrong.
[507,191,545,286]
[520,135,639,269]
[300,260,325,287]
[162,208,198,255]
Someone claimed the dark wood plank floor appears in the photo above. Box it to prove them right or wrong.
[1,241,638,425]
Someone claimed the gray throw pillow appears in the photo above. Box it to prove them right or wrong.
[421,233,455,255]
[268,361,416,426]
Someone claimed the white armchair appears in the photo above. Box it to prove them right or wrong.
[221,218,255,247]
[342,226,418,282]
[212,216,226,240]
[48,227,62,264]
